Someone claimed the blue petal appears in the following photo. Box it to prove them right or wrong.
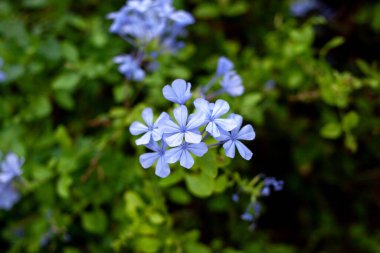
[129,121,148,135]
[151,128,163,141]
[154,112,170,128]
[220,71,244,97]
[193,98,211,116]
[170,10,195,26]
[139,152,159,168]
[235,140,253,160]
[162,79,192,105]
[142,108,154,126]
[180,150,194,169]
[223,140,236,158]
[187,142,208,157]
[211,99,230,118]
[165,146,183,164]
[237,124,255,141]
[186,112,206,129]
[0,153,23,183]
[155,157,171,178]
[214,129,231,142]
[217,57,234,76]
[136,132,152,145]
[206,122,221,137]
[161,119,180,134]
[228,114,243,134]
[165,132,184,147]
[214,118,238,132]
[173,105,188,128]
[184,130,202,143]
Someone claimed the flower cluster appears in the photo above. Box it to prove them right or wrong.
[234,175,284,230]
[108,0,194,81]
[0,58,6,82]
[0,153,23,210]
[129,58,252,177]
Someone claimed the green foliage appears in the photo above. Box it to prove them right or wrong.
[1,0,379,253]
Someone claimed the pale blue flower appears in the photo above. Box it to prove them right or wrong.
[162,79,192,105]
[290,0,318,17]
[0,58,5,82]
[130,108,169,145]
[139,140,170,178]
[0,183,20,210]
[0,153,23,183]
[216,56,234,76]
[215,114,255,160]
[113,54,145,81]
[261,177,284,196]
[241,202,261,222]
[193,98,238,137]
[161,105,205,147]
[220,71,244,97]
[165,142,208,169]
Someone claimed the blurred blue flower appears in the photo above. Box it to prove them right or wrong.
[0,153,23,183]
[165,142,208,169]
[162,79,192,105]
[290,0,318,17]
[216,56,234,76]
[0,58,6,82]
[232,193,240,202]
[113,54,145,81]
[194,98,238,137]
[139,140,170,178]
[0,183,20,210]
[161,105,205,147]
[261,177,284,196]
[215,114,255,160]
[220,71,244,97]
[130,108,169,145]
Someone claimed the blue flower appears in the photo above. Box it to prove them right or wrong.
[161,105,205,147]
[241,202,261,222]
[261,177,284,196]
[139,140,170,178]
[0,58,5,82]
[220,71,244,97]
[216,57,234,77]
[0,153,23,183]
[290,0,318,17]
[130,108,169,145]
[162,79,192,105]
[215,114,255,160]
[0,183,20,210]
[113,54,145,81]
[165,142,208,169]
[193,98,238,137]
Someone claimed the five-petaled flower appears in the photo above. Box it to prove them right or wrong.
[139,140,170,178]
[215,114,255,160]
[163,79,192,105]
[165,142,208,169]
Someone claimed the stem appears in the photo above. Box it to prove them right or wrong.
[206,88,225,100]
[202,132,210,141]
[201,75,218,96]
[207,143,221,148]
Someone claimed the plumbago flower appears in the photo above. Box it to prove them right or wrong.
[130,73,255,177]
[0,152,24,210]
[108,0,194,81]
[0,58,6,82]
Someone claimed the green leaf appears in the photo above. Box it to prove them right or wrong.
[214,174,228,193]
[194,4,220,19]
[62,42,79,62]
[57,175,73,199]
[320,122,342,139]
[185,173,214,198]
[198,150,218,178]
[81,209,107,234]
[52,73,81,91]
[135,237,161,253]
[342,111,359,131]
[168,187,191,205]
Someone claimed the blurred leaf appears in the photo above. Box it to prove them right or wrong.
[81,209,107,234]
[342,111,359,131]
[52,73,81,91]
[185,173,214,198]
[320,122,342,139]
[57,175,72,199]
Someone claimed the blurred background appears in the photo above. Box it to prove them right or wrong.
[0,0,379,252]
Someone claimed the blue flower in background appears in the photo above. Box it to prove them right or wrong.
[161,105,205,147]
[216,56,234,77]
[220,71,244,97]
[0,58,6,82]
[0,183,20,210]
[261,177,284,196]
[194,98,237,137]
[139,140,170,178]
[113,54,145,81]
[0,153,23,183]
[0,152,23,210]
[162,79,192,105]
[130,108,169,145]
[215,114,255,160]
[165,142,208,169]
